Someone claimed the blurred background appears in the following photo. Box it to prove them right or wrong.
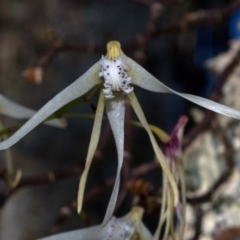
[0,0,240,239]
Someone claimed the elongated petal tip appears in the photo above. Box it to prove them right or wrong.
[128,206,144,221]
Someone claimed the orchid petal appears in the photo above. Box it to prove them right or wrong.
[48,85,101,121]
[122,54,169,93]
[0,93,66,128]
[124,55,240,120]
[129,93,179,206]
[77,91,105,213]
[0,61,102,150]
[103,93,125,226]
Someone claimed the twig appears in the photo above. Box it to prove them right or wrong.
[17,166,83,188]
[132,161,159,176]
[133,3,164,65]
[26,1,240,74]
[179,0,240,30]
[36,42,105,68]
[0,166,85,206]
[50,201,77,235]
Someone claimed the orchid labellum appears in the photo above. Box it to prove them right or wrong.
[0,41,240,228]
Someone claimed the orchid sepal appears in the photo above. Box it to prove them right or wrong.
[129,92,179,206]
[123,54,240,120]
[77,91,105,214]
[0,61,102,150]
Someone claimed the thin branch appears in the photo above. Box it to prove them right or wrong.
[132,161,159,177]
[24,1,240,76]
[17,166,83,188]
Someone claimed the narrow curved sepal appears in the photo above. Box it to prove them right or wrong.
[102,93,125,226]
[0,61,102,150]
[123,54,240,120]
[77,91,105,213]
[129,93,179,206]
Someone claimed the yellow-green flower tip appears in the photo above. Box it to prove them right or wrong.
[129,206,144,221]
[106,41,121,60]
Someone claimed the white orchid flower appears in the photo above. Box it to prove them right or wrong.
[39,206,152,240]
[0,41,239,226]
[0,93,66,128]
